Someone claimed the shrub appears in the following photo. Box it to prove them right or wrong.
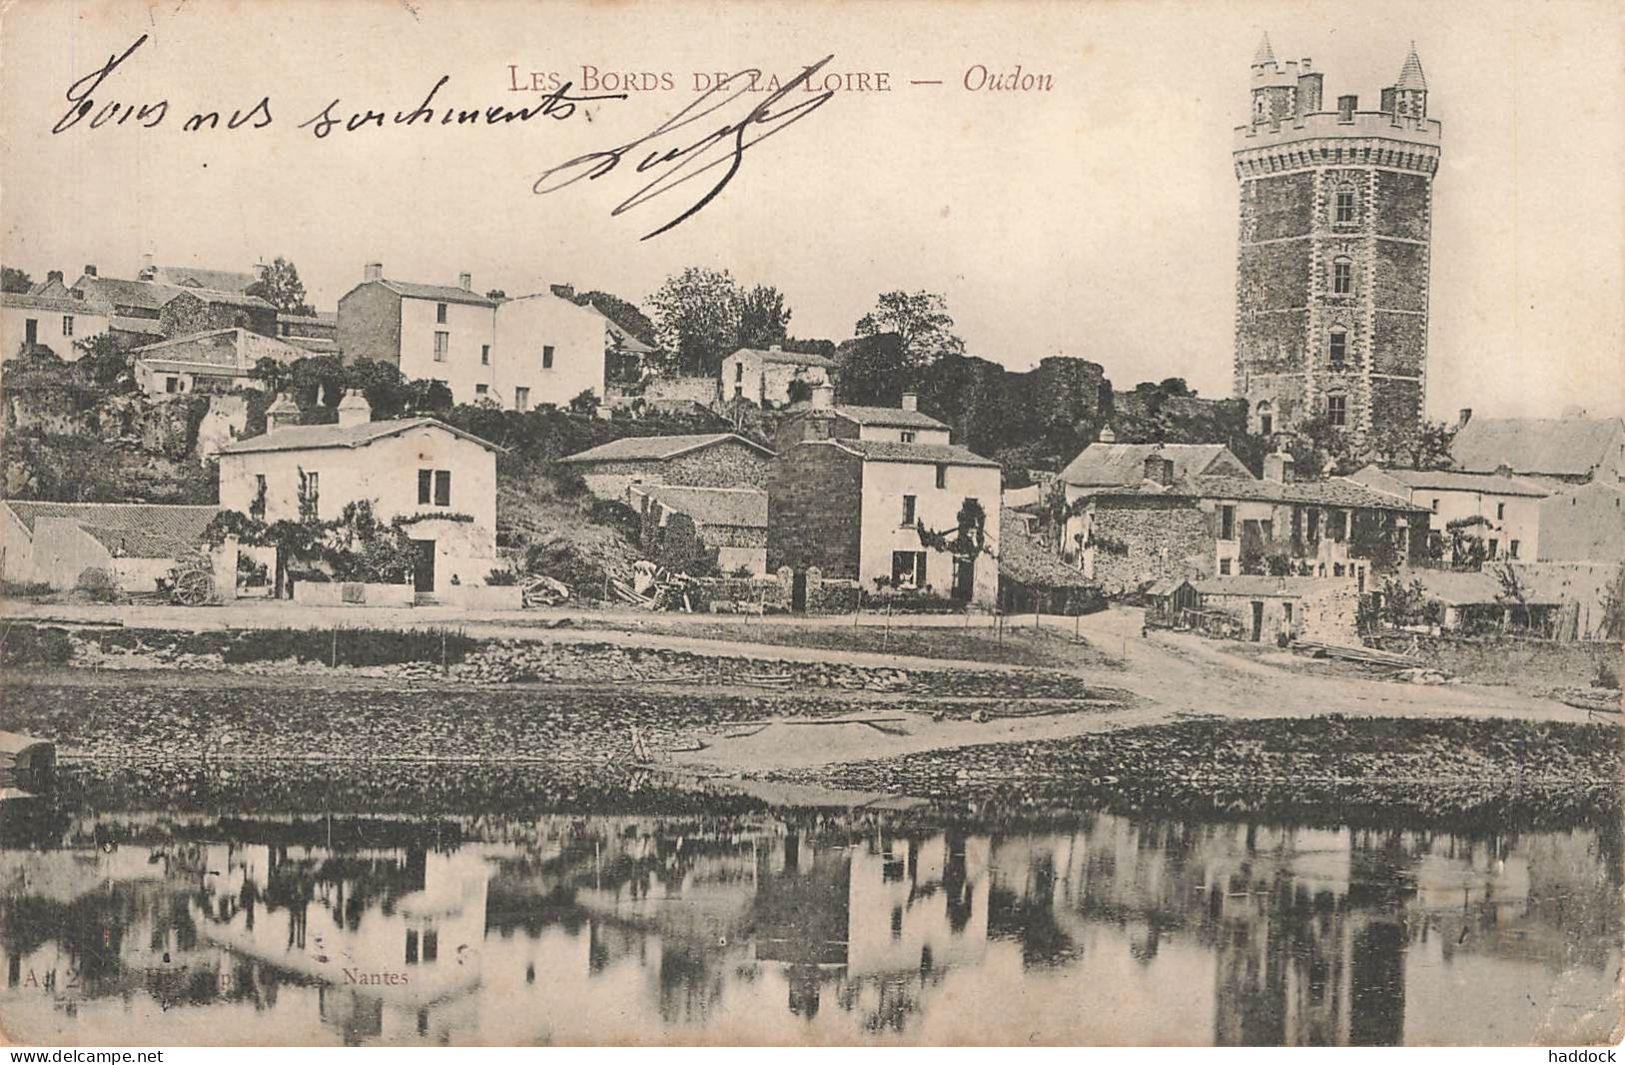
[0,625,74,666]
[74,567,121,602]
[0,579,54,598]
[486,567,520,586]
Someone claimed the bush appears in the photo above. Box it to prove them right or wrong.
[0,579,54,598]
[486,567,519,586]
[220,627,477,667]
[74,567,121,602]
[0,625,74,666]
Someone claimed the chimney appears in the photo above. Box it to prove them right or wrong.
[458,272,472,292]
[46,270,63,285]
[769,343,783,352]
[336,388,372,428]
[1098,424,1117,444]
[83,264,97,278]
[140,252,154,278]
[900,392,918,412]
[1337,94,1357,123]
[811,383,835,410]
[363,262,383,283]
[1264,451,1295,483]
[1458,407,1473,428]
[1143,452,1174,486]
[265,392,301,433]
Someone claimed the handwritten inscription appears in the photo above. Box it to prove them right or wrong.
[532,55,838,241]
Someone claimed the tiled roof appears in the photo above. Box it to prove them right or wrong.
[997,507,1095,589]
[108,316,164,335]
[2,501,219,559]
[1352,464,1550,497]
[276,311,337,326]
[75,276,179,312]
[828,405,948,430]
[377,280,497,307]
[829,438,1000,468]
[1075,474,1425,511]
[1060,443,1246,486]
[133,328,306,368]
[1450,417,1625,478]
[639,485,768,528]
[729,347,837,369]
[169,287,275,310]
[217,417,503,455]
[591,310,654,354]
[560,433,773,463]
[1192,575,1338,598]
[1,292,99,314]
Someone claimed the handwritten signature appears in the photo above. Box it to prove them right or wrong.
[533,55,837,240]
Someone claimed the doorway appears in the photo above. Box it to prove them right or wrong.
[412,539,436,593]
[1250,601,1264,642]
[952,558,974,602]
[790,570,808,613]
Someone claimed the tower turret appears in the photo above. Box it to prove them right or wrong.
[1232,37,1441,463]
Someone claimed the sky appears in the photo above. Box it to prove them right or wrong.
[2,0,1621,420]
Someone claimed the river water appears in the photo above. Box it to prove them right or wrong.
[0,803,1618,1046]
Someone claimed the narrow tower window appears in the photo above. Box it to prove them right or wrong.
[1326,394,1348,427]
[1335,189,1356,223]
[1256,401,1273,436]
[1332,258,1353,295]
[1329,328,1348,367]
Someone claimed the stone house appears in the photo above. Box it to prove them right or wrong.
[0,500,219,593]
[719,346,835,407]
[768,437,1003,607]
[137,261,260,293]
[157,288,278,339]
[1347,464,1548,562]
[215,391,503,596]
[628,484,768,575]
[775,387,952,449]
[1449,412,1625,485]
[64,269,170,346]
[1192,574,1362,645]
[131,328,307,396]
[1067,451,1428,595]
[1060,439,1252,494]
[559,432,775,500]
[1,292,107,361]
[1538,481,1625,562]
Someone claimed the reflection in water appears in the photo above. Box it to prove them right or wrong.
[1,809,1618,1045]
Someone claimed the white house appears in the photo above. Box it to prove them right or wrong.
[1347,464,1548,562]
[774,387,953,449]
[2,292,107,361]
[131,328,307,396]
[0,500,219,592]
[719,346,835,407]
[492,291,616,410]
[215,391,503,596]
[336,265,498,403]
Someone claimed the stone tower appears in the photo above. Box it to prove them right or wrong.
[1232,36,1440,461]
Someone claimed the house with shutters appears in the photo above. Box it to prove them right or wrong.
[215,390,502,596]
[1347,464,1548,562]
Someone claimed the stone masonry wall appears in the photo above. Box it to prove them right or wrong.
[1089,498,1213,595]
[767,444,863,578]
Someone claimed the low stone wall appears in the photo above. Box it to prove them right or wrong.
[291,581,415,608]
[1373,631,1621,690]
[440,584,523,611]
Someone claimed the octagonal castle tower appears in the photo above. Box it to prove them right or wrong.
[1232,35,1439,460]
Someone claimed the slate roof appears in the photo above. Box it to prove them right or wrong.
[560,433,774,464]
[639,485,768,529]
[167,287,275,310]
[1394,46,1428,92]
[1352,465,1550,497]
[376,279,497,307]
[74,276,178,312]
[2,501,219,559]
[1075,474,1424,511]
[1450,417,1625,478]
[729,347,837,369]
[1060,443,1246,486]
[149,266,261,293]
[217,417,503,455]
[832,405,948,430]
[828,438,1000,468]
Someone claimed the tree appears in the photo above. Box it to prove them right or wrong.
[249,356,291,395]
[648,267,744,376]
[738,284,792,349]
[245,256,314,315]
[843,291,964,402]
[1405,420,1458,471]
[73,332,131,389]
[915,498,990,598]
[1,266,34,293]
[485,289,507,301]
[786,376,815,405]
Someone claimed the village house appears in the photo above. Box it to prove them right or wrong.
[1064,449,1428,595]
[719,345,835,407]
[996,504,1101,614]
[628,484,769,575]
[1,291,107,361]
[1449,410,1625,485]
[0,500,219,593]
[768,433,1003,607]
[775,386,952,449]
[1538,480,1625,562]
[1347,464,1548,562]
[1402,568,1568,636]
[1190,574,1364,645]
[215,390,502,597]
[131,328,307,396]
[136,260,260,294]
[1058,434,1253,496]
[336,264,645,408]
[559,432,776,499]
